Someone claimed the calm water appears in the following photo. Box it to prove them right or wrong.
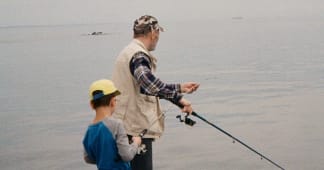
[0,18,324,170]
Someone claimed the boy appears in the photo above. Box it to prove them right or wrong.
[83,79,141,170]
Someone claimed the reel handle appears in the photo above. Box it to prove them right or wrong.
[139,129,148,138]
[176,114,196,126]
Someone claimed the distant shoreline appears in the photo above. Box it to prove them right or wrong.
[0,22,127,29]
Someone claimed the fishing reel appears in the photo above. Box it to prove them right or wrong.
[137,144,147,155]
[137,129,148,155]
[176,114,196,126]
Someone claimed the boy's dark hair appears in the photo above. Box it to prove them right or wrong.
[91,90,119,109]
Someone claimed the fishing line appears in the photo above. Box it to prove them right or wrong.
[136,105,172,154]
[180,111,285,170]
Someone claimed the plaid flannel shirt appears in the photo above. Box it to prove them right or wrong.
[129,52,183,104]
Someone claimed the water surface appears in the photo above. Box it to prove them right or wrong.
[0,18,323,170]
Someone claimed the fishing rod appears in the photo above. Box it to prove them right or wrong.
[176,109,285,170]
[137,113,165,154]
[139,113,165,138]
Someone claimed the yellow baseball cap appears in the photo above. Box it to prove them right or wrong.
[89,79,121,101]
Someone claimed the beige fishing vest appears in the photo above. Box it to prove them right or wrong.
[111,39,164,139]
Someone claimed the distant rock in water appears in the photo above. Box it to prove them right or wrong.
[81,31,111,36]
[232,17,244,20]
[90,31,103,35]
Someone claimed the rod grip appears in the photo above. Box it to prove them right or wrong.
[139,129,148,138]
[174,102,197,116]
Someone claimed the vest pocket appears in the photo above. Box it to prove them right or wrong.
[137,94,157,117]
[140,94,156,103]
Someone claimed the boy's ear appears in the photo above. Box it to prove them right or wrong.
[110,97,116,107]
[89,101,95,109]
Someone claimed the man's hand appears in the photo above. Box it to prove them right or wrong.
[181,82,200,94]
[179,98,193,114]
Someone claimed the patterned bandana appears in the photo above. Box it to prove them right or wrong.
[133,15,164,34]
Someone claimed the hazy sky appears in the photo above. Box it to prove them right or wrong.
[0,0,323,26]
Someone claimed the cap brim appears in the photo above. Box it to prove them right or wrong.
[115,90,121,96]
[155,24,164,32]
[157,25,164,32]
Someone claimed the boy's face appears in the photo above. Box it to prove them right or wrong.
[110,96,117,111]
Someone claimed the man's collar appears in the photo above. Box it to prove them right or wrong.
[133,39,148,52]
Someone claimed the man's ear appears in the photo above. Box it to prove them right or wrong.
[151,30,159,40]
[148,31,154,40]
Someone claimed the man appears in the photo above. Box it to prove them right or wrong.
[111,15,199,170]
